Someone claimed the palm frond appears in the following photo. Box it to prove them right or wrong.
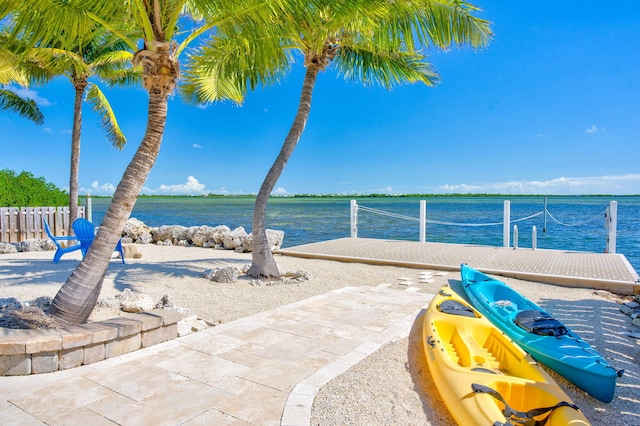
[383,0,492,51]
[0,33,36,85]
[8,0,101,49]
[335,45,439,89]
[181,27,292,104]
[100,67,143,87]
[26,47,89,77]
[0,57,30,86]
[91,50,134,68]
[83,10,139,52]
[0,88,44,124]
[85,83,126,149]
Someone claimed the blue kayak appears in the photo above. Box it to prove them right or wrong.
[460,264,623,403]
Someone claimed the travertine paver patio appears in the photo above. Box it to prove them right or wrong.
[0,285,433,425]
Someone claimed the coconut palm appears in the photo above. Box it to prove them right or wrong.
[26,34,135,231]
[7,0,302,324]
[184,0,492,278]
[1,20,135,229]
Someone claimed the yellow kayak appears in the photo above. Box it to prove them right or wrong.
[422,287,590,426]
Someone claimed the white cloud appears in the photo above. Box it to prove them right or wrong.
[82,176,209,196]
[272,187,287,195]
[438,183,484,193]
[11,86,52,107]
[375,186,394,193]
[436,174,640,195]
[79,181,117,196]
[143,176,207,195]
[192,143,202,149]
[586,125,604,134]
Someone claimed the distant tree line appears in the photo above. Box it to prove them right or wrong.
[0,168,68,206]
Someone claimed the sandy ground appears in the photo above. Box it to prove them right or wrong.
[1,244,639,425]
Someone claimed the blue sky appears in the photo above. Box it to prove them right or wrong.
[1,2,639,196]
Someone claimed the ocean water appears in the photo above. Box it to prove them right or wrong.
[89,195,640,274]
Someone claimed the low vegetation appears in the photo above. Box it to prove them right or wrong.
[0,168,68,206]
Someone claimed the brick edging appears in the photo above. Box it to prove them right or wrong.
[0,309,183,375]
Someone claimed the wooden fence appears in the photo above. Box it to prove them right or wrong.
[0,206,85,243]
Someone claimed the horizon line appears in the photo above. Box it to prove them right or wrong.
[85,193,640,198]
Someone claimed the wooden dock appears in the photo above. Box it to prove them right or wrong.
[277,237,640,295]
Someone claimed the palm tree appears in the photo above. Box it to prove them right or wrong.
[1,22,134,230]
[19,36,135,232]
[7,0,300,324]
[185,0,492,279]
[26,34,135,232]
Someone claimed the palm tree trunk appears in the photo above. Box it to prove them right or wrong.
[68,78,87,235]
[49,91,169,325]
[247,65,320,279]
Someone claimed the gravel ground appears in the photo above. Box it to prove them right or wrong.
[1,244,638,425]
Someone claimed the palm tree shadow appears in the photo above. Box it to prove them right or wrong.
[406,308,456,425]
[536,296,640,421]
[108,256,251,292]
[0,258,76,290]
[0,256,251,296]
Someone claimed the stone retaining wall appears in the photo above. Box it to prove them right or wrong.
[0,309,183,376]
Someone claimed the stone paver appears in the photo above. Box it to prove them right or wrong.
[0,286,432,425]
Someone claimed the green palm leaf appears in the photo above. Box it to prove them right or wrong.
[0,88,44,124]
[336,46,439,89]
[85,83,127,149]
[182,24,292,104]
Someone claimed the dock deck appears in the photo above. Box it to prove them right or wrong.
[277,237,640,295]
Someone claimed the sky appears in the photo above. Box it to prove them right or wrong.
[1,2,639,196]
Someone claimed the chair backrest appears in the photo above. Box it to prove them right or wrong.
[72,218,96,254]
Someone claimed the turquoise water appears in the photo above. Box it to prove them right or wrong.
[89,195,640,274]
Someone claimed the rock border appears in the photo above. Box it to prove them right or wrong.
[0,218,286,255]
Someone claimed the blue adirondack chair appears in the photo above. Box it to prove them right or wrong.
[43,219,81,263]
[72,218,125,264]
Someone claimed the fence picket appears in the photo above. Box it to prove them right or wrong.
[0,206,85,242]
[8,207,18,242]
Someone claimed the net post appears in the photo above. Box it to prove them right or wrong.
[419,200,426,243]
[532,226,537,250]
[503,200,511,247]
[350,200,358,238]
[85,193,92,222]
[605,201,617,253]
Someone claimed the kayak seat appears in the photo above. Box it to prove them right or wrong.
[438,300,477,318]
[514,310,568,337]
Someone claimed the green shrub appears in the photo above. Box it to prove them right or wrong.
[0,169,69,206]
